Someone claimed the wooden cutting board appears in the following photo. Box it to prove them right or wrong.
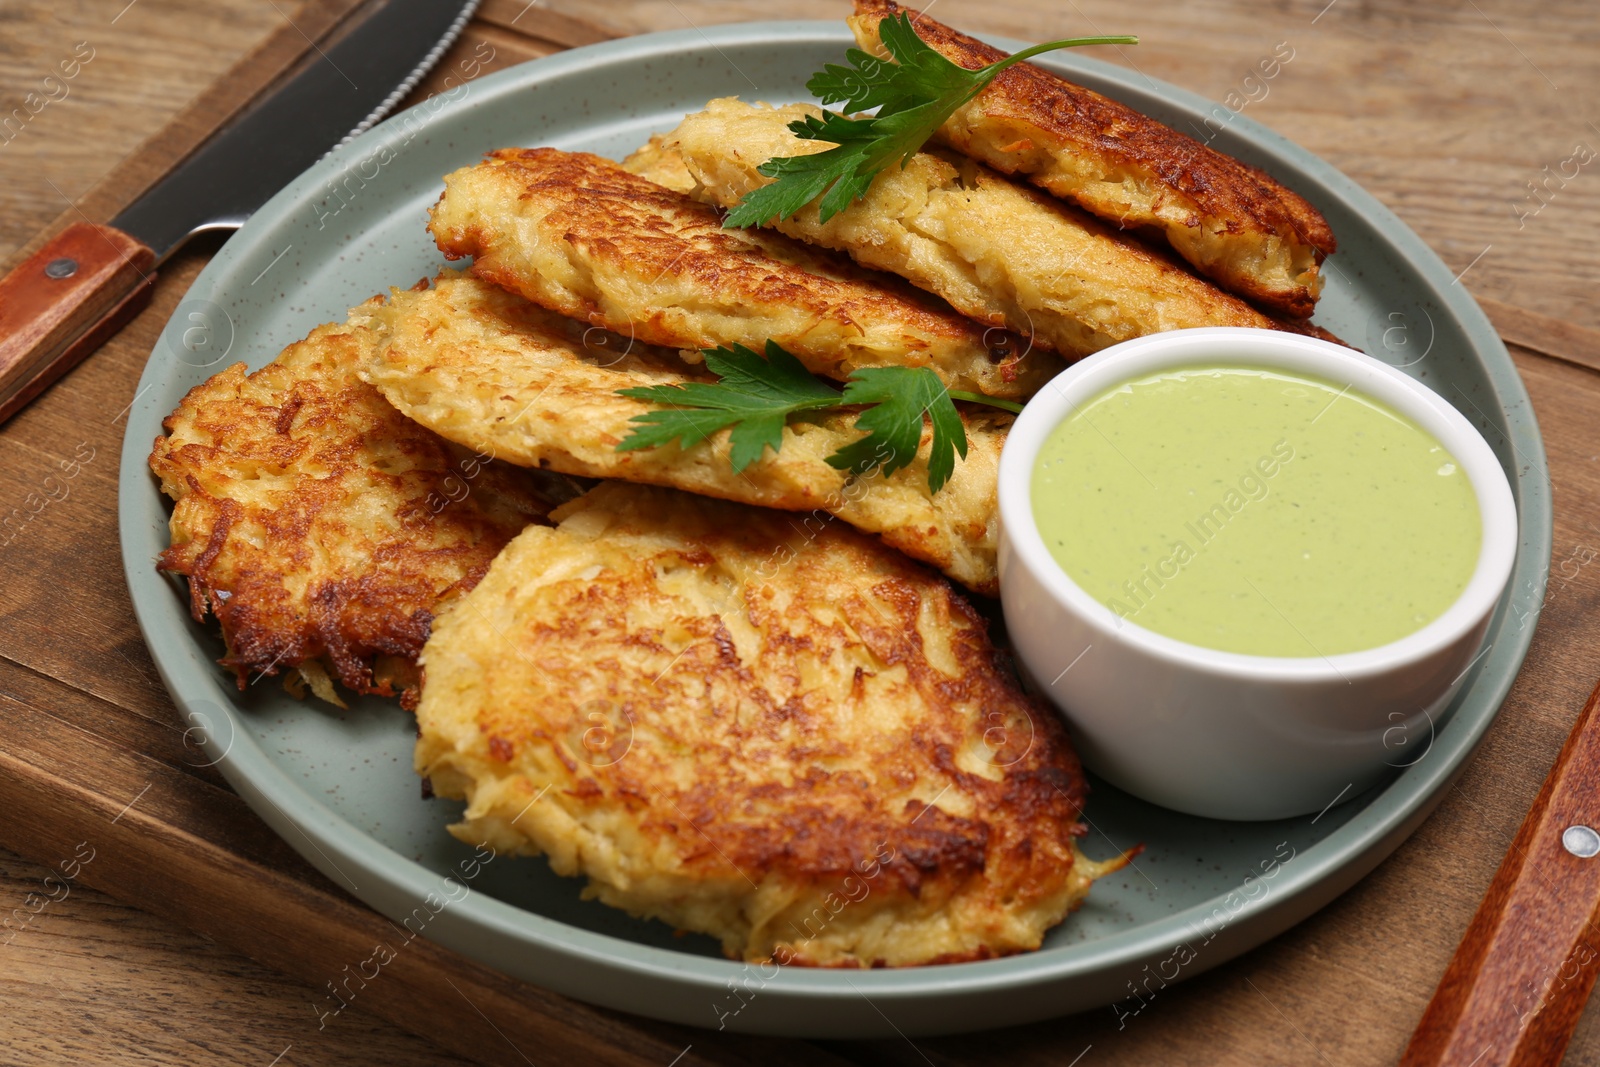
[5,2,1600,1064]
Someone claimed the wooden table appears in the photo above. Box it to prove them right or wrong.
[2,1,1598,1063]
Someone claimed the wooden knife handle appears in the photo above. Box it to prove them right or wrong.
[1402,677,1600,1066]
[0,222,156,425]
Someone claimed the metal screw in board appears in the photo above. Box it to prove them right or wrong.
[44,258,78,279]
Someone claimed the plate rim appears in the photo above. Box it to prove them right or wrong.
[116,19,1553,1036]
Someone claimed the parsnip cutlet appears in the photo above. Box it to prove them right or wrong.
[416,481,1120,967]
[353,271,1006,595]
[621,133,697,193]
[149,314,569,705]
[427,147,1053,400]
[849,0,1334,318]
[665,98,1289,361]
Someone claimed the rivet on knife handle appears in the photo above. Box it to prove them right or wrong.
[1401,677,1600,1067]
[0,222,156,425]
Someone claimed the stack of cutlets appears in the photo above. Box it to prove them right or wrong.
[150,0,1337,967]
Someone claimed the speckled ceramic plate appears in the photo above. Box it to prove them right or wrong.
[118,22,1551,1038]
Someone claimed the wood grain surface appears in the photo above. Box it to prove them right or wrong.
[2,1,1599,1064]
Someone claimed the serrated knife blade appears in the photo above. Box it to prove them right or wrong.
[116,0,480,260]
[0,0,480,425]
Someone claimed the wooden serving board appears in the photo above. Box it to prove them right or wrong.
[5,2,1600,1064]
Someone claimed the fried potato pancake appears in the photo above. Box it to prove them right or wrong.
[621,133,697,193]
[664,98,1292,361]
[149,315,569,705]
[416,481,1119,966]
[427,147,1056,400]
[849,0,1334,318]
[355,271,1008,595]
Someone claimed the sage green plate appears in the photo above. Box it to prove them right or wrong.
[117,22,1550,1038]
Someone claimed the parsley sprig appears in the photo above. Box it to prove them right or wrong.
[723,13,1136,228]
[616,342,1021,493]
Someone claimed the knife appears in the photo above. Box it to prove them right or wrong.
[0,0,481,425]
[1402,674,1600,1066]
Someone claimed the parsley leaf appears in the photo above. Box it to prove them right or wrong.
[722,113,883,230]
[825,367,968,492]
[616,341,1022,493]
[616,341,841,472]
[724,14,1136,228]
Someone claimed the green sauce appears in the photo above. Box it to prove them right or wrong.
[1031,365,1482,657]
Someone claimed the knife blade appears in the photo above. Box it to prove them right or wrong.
[0,0,481,425]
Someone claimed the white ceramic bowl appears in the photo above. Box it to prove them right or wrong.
[998,327,1518,820]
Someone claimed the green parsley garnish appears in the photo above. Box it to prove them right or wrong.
[616,342,841,474]
[723,13,1136,228]
[615,341,1021,493]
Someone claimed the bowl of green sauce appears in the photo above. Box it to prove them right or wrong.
[997,327,1517,820]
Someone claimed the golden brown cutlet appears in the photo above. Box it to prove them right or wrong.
[149,312,573,705]
[621,133,697,193]
[427,146,1057,400]
[416,481,1123,966]
[665,98,1292,360]
[353,270,1008,595]
[849,0,1334,317]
